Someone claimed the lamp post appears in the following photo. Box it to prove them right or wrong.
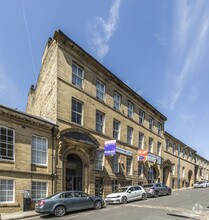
[177,144,180,189]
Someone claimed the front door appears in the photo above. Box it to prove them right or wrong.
[95,178,103,196]
[66,154,83,191]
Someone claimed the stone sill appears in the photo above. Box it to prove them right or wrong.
[0,159,15,164]
[0,202,20,207]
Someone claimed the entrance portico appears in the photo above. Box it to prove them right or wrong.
[56,128,100,193]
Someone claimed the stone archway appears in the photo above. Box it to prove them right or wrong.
[162,159,173,186]
[188,170,193,187]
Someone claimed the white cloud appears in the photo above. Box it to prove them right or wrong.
[160,0,209,111]
[87,0,121,60]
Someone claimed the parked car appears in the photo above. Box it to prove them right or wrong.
[105,185,146,204]
[143,183,172,198]
[194,181,208,188]
[35,191,105,217]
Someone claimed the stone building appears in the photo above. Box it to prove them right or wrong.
[195,154,209,183]
[26,30,167,196]
[164,132,196,189]
[0,105,57,213]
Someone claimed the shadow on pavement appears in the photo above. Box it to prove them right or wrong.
[167,213,199,220]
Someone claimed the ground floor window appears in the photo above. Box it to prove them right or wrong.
[112,179,118,192]
[32,182,47,200]
[148,166,157,183]
[138,162,143,177]
[0,179,14,203]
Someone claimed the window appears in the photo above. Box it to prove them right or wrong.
[173,143,176,154]
[182,167,185,178]
[113,120,120,140]
[112,179,118,192]
[95,150,104,170]
[166,139,170,151]
[149,117,154,130]
[71,98,83,125]
[112,154,119,173]
[148,137,153,153]
[128,102,134,118]
[72,63,84,88]
[96,80,105,101]
[96,111,105,133]
[138,162,143,176]
[126,157,132,175]
[127,127,133,145]
[139,109,145,125]
[157,142,161,156]
[0,179,14,203]
[0,126,14,160]
[172,165,175,176]
[32,182,47,200]
[158,122,162,135]
[138,133,144,149]
[113,92,121,110]
[32,136,47,165]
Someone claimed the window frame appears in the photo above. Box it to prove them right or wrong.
[113,119,120,140]
[149,116,154,130]
[32,181,48,201]
[112,154,119,173]
[95,149,104,171]
[72,63,84,88]
[71,98,83,125]
[126,157,132,175]
[0,179,15,203]
[127,102,134,119]
[157,142,161,156]
[157,122,162,135]
[138,162,143,177]
[0,126,15,161]
[139,109,145,125]
[113,92,121,110]
[138,132,144,149]
[31,135,48,166]
[148,137,153,153]
[96,80,105,101]
[96,110,105,133]
[127,126,133,145]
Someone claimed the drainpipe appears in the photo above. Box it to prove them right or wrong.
[51,126,56,194]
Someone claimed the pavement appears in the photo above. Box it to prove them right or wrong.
[0,187,208,220]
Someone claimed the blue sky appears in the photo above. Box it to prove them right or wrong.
[0,0,209,160]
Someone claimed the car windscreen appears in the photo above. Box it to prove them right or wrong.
[114,187,128,193]
[44,192,60,200]
[143,184,154,188]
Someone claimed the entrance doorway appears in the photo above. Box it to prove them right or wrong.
[95,178,103,196]
[66,154,83,191]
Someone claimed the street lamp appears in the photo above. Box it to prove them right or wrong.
[177,144,180,189]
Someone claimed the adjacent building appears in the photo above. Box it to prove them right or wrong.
[0,105,57,213]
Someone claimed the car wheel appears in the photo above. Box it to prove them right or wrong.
[54,205,66,217]
[154,191,159,198]
[121,196,128,204]
[167,189,171,195]
[142,193,146,200]
[94,200,102,210]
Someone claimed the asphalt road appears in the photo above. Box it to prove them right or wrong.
[29,188,209,220]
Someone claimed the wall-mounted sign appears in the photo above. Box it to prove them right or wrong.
[138,149,148,161]
[147,153,162,165]
[104,140,116,156]
[116,147,132,156]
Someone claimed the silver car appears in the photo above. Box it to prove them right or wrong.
[35,191,105,217]
[105,186,146,204]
